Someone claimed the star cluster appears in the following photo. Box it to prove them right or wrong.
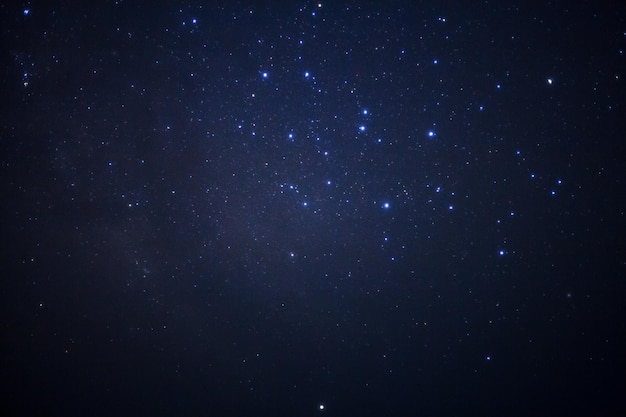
[2,2,625,416]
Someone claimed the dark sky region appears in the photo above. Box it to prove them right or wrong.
[1,1,625,416]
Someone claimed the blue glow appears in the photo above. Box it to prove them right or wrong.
[304,71,310,78]
[498,250,505,256]
[23,9,30,15]
[433,59,438,64]
[362,109,368,115]
[359,125,366,132]
[261,72,268,78]
[427,130,436,138]
[382,202,390,209]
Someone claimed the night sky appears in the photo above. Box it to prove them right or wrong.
[2,1,626,416]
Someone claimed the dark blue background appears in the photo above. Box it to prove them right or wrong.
[2,1,625,416]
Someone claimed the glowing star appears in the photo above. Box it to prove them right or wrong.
[261,72,268,79]
[319,404,325,410]
[382,202,390,209]
[427,130,436,138]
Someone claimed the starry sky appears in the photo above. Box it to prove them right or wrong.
[2,1,625,416]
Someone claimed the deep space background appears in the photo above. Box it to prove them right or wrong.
[1,1,626,416]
